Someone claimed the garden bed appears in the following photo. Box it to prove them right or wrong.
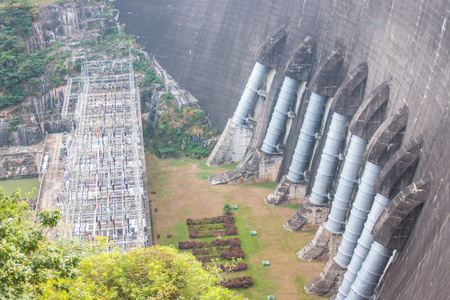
[221,276,254,289]
[178,238,245,263]
[187,216,238,238]
[178,237,253,289]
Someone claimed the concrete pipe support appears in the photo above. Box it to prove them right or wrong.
[231,62,268,126]
[336,193,390,299]
[334,161,382,267]
[309,112,348,205]
[347,241,393,299]
[286,92,326,182]
[325,135,368,233]
[261,76,298,154]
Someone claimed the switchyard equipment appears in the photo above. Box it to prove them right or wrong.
[61,57,150,249]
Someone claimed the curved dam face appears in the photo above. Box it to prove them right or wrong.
[115,1,449,299]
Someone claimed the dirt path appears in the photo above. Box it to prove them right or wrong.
[146,154,326,300]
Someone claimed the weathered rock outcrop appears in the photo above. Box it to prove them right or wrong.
[27,0,118,53]
[0,87,70,147]
[0,147,42,179]
[1,1,118,147]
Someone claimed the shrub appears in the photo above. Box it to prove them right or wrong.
[226,238,241,248]
[224,224,238,236]
[220,262,248,272]
[221,276,254,289]
[178,240,207,249]
[187,216,237,238]
[220,247,245,260]
[223,203,232,215]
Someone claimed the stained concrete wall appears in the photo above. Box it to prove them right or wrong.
[115,0,449,298]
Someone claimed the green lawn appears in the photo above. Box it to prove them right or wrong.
[147,155,326,299]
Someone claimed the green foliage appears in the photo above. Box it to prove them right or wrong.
[41,245,247,299]
[147,93,218,159]
[51,74,64,87]
[0,1,47,108]
[38,209,62,229]
[47,42,64,52]
[0,188,84,299]
[7,116,22,131]
[184,140,210,159]
[0,188,247,299]
[81,38,96,47]
[223,203,233,216]
[75,61,82,72]
[60,49,71,59]
[134,59,162,86]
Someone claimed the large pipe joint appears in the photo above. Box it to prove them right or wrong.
[334,161,382,267]
[348,242,393,299]
[326,135,368,233]
[310,112,347,205]
[232,62,268,126]
[261,76,297,154]
[286,92,325,182]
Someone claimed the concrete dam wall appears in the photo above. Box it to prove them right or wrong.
[115,0,449,299]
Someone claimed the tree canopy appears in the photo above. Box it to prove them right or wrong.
[0,188,83,299]
[41,246,247,300]
[0,188,247,299]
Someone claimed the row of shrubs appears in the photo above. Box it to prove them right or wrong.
[221,276,254,289]
[188,225,238,238]
[219,262,248,272]
[187,216,237,238]
[192,247,228,255]
[186,215,234,225]
[220,246,245,260]
[188,223,225,231]
[194,245,245,263]
[178,238,241,249]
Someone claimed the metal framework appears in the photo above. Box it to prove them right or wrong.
[60,57,149,249]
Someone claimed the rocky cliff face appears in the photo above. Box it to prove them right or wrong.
[0,86,73,147]
[0,0,118,147]
[27,0,118,53]
[0,150,41,179]
[115,0,449,299]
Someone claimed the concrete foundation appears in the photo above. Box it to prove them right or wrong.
[264,175,306,206]
[304,257,347,296]
[209,149,282,185]
[206,119,254,166]
[297,223,342,261]
[284,197,330,231]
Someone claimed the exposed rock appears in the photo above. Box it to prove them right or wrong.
[27,0,116,53]
[0,87,68,147]
[0,148,42,179]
